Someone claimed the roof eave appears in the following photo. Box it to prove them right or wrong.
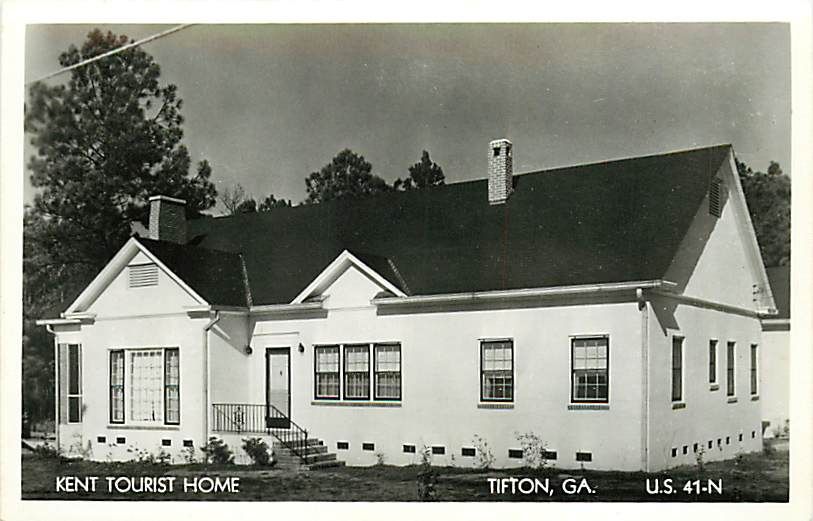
[372,279,671,307]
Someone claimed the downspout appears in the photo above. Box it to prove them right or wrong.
[203,311,221,444]
[44,325,59,452]
[637,289,651,472]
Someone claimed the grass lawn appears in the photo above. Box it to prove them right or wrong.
[22,448,788,502]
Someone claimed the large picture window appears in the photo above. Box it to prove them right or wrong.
[571,336,609,403]
[374,343,401,400]
[481,340,514,402]
[672,337,683,402]
[344,345,370,400]
[108,348,179,425]
[314,345,340,399]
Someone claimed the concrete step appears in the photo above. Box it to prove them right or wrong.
[306,459,346,470]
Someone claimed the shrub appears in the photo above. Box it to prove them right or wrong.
[416,444,437,501]
[181,445,197,464]
[375,451,386,466]
[201,436,234,465]
[241,437,273,466]
[695,446,706,474]
[32,442,61,459]
[472,435,495,470]
[515,431,551,470]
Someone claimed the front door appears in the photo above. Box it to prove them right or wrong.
[265,347,290,429]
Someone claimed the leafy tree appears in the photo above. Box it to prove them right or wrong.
[221,183,251,215]
[258,194,292,211]
[23,29,218,424]
[305,149,391,203]
[736,159,790,267]
[395,150,445,191]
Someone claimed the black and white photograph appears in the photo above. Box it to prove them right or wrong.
[1,2,811,519]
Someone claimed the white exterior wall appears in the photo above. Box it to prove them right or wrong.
[647,301,763,470]
[231,265,647,471]
[53,250,210,463]
[760,328,789,437]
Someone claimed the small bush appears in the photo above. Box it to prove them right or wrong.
[515,431,550,470]
[695,446,706,474]
[416,444,437,501]
[242,437,273,466]
[375,451,386,467]
[201,436,234,465]
[472,435,495,470]
[181,445,197,464]
[32,442,61,459]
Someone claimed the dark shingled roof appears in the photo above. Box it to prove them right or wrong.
[146,144,732,307]
[766,266,790,319]
[137,238,250,307]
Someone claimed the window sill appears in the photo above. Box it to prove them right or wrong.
[709,384,720,391]
[478,403,514,409]
[310,401,401,407]
[727,397,738,403]
[106,424,180,431]
[567,404,609,411]
[672,402,686,410]
[750,395,760,401]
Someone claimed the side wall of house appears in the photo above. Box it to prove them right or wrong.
[242,267,646,471]
[647,299,763,471]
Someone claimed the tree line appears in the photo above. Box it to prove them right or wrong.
[22,29,790,428]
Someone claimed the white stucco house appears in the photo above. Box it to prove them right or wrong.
[38,140,777,471]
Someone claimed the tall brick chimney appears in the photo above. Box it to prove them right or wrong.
[148,195,187,244]
[488,138,513,204]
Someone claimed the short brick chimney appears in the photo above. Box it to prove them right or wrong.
[148,195,187,244]
[488,138,513,204]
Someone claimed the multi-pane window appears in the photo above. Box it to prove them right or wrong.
[67,344,82,423]
[344,345,370,400]
[109,348,179,425]
[314,346,340,399]
[164,348,180,424]
[709,340,718,384]
[374,344,401,400]
[750,344,758,396]
[110,350,125,423]
[726,341,736,397]
[672,337,683,402]
[571,337,608,403]
[481,340,514,401]
[130,350,164,422]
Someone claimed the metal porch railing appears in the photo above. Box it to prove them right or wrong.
[211,403,311,462]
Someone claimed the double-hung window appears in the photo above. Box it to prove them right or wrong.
[571,336,609,403]
[374,343,401,400]
[672,337,683,402]
[481,340,514,401]
[108,348,179,425]
[314,346,340,399]
[750,344,758,396]
[344,345,370,400]
[66,344,82,423]
[726,341,736,397]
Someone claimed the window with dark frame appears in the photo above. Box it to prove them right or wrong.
[571,336,608,403]
[110,348,180,425]
[164,348,180,424]
[344,344,370,400]
[709,339,717,384]
[481,340,514,401]
[374,343,401,400]
[672,337,683,402]
[726,341,736,397]
[109,350,124,424]
[67,344,82,423]
[750,344,758,395]
[314,345,340,399]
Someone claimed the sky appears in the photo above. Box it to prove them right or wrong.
[24,23,791,213]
